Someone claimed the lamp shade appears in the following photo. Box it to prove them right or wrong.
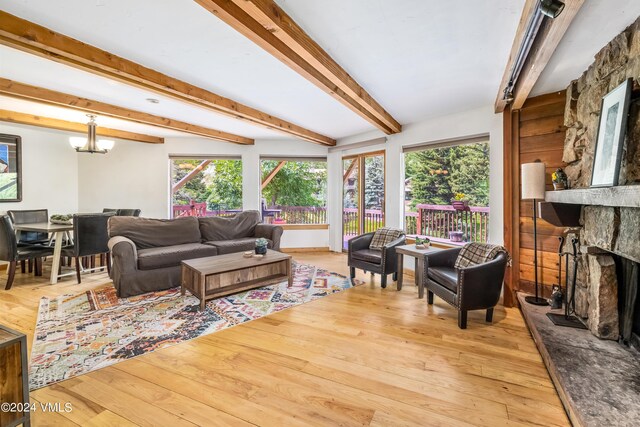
[521,162,546,200]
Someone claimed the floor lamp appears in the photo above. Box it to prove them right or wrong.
[521,162,548,306]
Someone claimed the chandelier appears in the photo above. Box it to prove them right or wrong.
[69,114,114,154]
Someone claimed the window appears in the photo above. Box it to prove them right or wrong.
[170,157,242,218]
[260,157,327,225]
[403,140,490,244]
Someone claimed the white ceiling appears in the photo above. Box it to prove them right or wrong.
[0,0,525,142]
[532,0,640,97]
[2,0,635,143]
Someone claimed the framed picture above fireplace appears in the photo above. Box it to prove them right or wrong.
[591,78,632,187]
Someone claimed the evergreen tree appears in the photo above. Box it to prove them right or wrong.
[449,143,489,206]
[405,147,453,207]
[364,156,384,209]
[404,142,489,208]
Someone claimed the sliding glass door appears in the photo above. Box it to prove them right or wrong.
[342,151,385,250]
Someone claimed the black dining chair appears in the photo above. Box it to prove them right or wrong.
[116,209,141,217]
[103,208,141,217]
[0,216,54,290]
[7,209,50,273]
[62,213,115,283]
[8,209,49,245]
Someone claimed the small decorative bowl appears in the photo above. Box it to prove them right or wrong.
[243,251,254,258]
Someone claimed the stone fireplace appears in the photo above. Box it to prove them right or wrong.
[561,205,640,343]
[542,16,640,343]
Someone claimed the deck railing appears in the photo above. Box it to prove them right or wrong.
[172,201,237,218]
[172,202,489,244]
[264,206,327,224]
[408,204,490,243]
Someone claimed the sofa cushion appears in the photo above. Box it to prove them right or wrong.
[204,237,272,255]
[351,248,382,264]
[109,216,201,249]
[199,210,261,241]
[137,243,218,270]
[428,266,458,293]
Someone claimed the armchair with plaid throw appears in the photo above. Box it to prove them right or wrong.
[423,243,509,329]
[347,228,406,288]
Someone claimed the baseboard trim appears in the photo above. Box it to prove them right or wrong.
[281,247,330,253]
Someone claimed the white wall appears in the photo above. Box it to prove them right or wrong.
[0,123,78,215]
[327,106,504,254]
[1,106,504,252]
[77,137,331,249]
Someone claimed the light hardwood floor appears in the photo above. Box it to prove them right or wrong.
[0,252,569,426]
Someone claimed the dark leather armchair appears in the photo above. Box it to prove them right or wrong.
[62,213,115,283]
[348,231,406,288]
[423,247,508,329]
[0,215,54,290]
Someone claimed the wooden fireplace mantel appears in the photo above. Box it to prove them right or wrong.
[545,185,640,208]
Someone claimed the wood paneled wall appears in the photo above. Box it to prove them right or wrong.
[503,92,567,307]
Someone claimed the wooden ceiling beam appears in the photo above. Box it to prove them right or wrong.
[494,0,584,112]
[0,78,253,145]
[511,0,584,110]
[0,109,163,144]
[194,0,401,135]
[0,10,335,146]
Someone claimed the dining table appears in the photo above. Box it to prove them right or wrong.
[13,222,73,285]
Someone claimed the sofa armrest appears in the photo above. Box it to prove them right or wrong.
[457,253,508,310]
[108,236,138,274]
[254,224,283,251]
[424,247,461,269]
[348,232,374,254]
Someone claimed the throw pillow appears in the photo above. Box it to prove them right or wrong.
[369,227,403,250]
[454,243,511,269]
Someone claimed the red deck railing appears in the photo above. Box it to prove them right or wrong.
[172,202,489,244]
[406,204,489,243]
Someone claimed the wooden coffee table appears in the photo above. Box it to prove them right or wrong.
[181,250,293,310]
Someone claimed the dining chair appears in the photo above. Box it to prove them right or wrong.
[116,209,141,217]
[0,215,54,290]
[7,209,49,245]
[7,209,50,273]
[103,208,141,216]
[62,213,115,283]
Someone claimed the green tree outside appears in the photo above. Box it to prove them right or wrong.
[261,160,327,207]
[405,142,489,209]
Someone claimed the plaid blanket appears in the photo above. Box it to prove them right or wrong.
[369,227,403,250]
[454,243,512,269]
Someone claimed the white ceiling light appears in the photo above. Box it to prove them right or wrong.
[69,114,114,154]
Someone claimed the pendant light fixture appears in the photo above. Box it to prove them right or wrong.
[69,114,114,154]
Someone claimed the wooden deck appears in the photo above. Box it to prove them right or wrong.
[0,252,569,426]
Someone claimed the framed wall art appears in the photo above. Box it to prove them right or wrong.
[0,134,22,202]
[591,78,632,187]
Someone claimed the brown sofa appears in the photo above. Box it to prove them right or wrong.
[107,210,282,297]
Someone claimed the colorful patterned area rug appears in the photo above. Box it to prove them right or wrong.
[30,262,360,390]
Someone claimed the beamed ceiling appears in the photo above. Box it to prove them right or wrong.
[0,0,639,146]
